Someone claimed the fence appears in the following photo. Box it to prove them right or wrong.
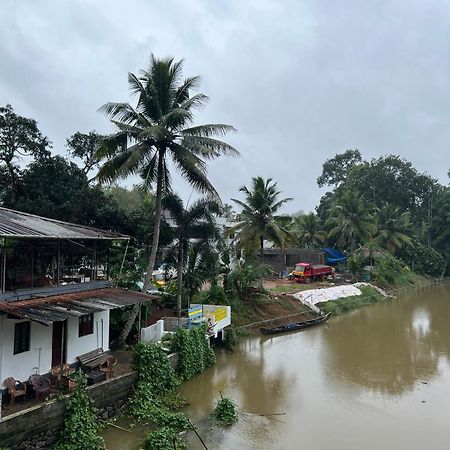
[140,319,165,342]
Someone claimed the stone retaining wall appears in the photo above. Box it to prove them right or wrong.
[0,372,138,449]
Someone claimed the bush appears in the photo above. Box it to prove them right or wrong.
[132,343,179,393]
[171,326,216,380]
[400,242,446,277]
[142,427,187,450]
[212,394,238,426]
[129,343,179,421]
[53,372,104,450]
[128,342,190,448]
[223,327,237,350]
[196,284,229,305]
[375,253,408,284]
[162,391,189,410]
[228,264,272,300]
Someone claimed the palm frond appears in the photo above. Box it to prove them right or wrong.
[175,76,201,105]
[181,124,236,137]
[98,102,139,124]
[169,143,219,197]
[128,72,146,98]
[181,135,239,158]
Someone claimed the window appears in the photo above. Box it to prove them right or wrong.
[78,313,94,337]
[14,321,31,355]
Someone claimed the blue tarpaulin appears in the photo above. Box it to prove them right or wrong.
[324,247,347,265]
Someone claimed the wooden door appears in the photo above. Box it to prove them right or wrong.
[51,321,66,368]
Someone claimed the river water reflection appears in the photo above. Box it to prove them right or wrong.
[104,284,450,449]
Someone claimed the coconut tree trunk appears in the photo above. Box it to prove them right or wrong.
[116,151,164,347]
[143,152,164,292]
[260,235,264,265]
[176,241,184,323]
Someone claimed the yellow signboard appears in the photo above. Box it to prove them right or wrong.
[213,307,227,323]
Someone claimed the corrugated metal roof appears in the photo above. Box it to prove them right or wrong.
[0,207,129,240]
[0,287,156,326]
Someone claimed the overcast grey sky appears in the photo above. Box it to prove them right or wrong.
[1,0,449,213]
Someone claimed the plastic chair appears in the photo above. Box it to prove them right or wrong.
[3,377,27,406]
[27,374,51,402]
[99,356,117,379]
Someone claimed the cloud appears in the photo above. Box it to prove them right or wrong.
[1,0,449,214]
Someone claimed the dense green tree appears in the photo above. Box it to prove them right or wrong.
[317,149,362,188]
[14,155,87,222]
[400,242,446,277]
[162,193,220,317]
[317,153,439,233]
[345,155,438,227]
[292,212,326,248]
[231,177,292,263]
[105,186,148,213]
[375,204,413,254]
[96,55,237,344]
[431,186,450,271]
[0,104,51,205]
[327,191,376,252]
[66,131,106,175]
[11,155,131,233]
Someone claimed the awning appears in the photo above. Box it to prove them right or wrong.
[0,288,157,326]
[0,207,129,240]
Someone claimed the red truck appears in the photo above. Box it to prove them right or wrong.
[291,262,334,283]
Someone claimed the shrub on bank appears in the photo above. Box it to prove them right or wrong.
[53,372,104,450]
[375,254,412,285]
[171,325,216,380]
[320,286,383,316]
[399,242,446,277]
[212,394,238,426]
[128,342,190,448]
[129,337,217,448]
[142,426,187,450]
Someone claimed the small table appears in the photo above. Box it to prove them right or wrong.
[86,371,106,386]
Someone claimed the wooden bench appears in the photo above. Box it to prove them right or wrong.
[77,348,109,372]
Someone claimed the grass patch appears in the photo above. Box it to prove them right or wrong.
[320,286,383,316]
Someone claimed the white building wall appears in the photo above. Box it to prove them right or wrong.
[0,316,52,386]
[0,310,110,387]
[65,310,110,364]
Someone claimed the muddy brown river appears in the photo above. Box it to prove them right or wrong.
[103,283,450,449]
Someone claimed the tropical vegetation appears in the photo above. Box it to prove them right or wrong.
[230,176,292,263]
[95,55,237,345]
[1,58,449,347]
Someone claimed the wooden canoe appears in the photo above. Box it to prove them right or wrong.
[260,313,330,335]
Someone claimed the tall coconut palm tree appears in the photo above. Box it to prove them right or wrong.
[375,204,413,254]
[292,212,326,248]
[327,191,376,252]
[96,55,237,344]
[162,193,220,318]
[231,177,292,264]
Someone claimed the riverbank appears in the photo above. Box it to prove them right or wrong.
[231,292,315,329]
[231,272,437,330]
